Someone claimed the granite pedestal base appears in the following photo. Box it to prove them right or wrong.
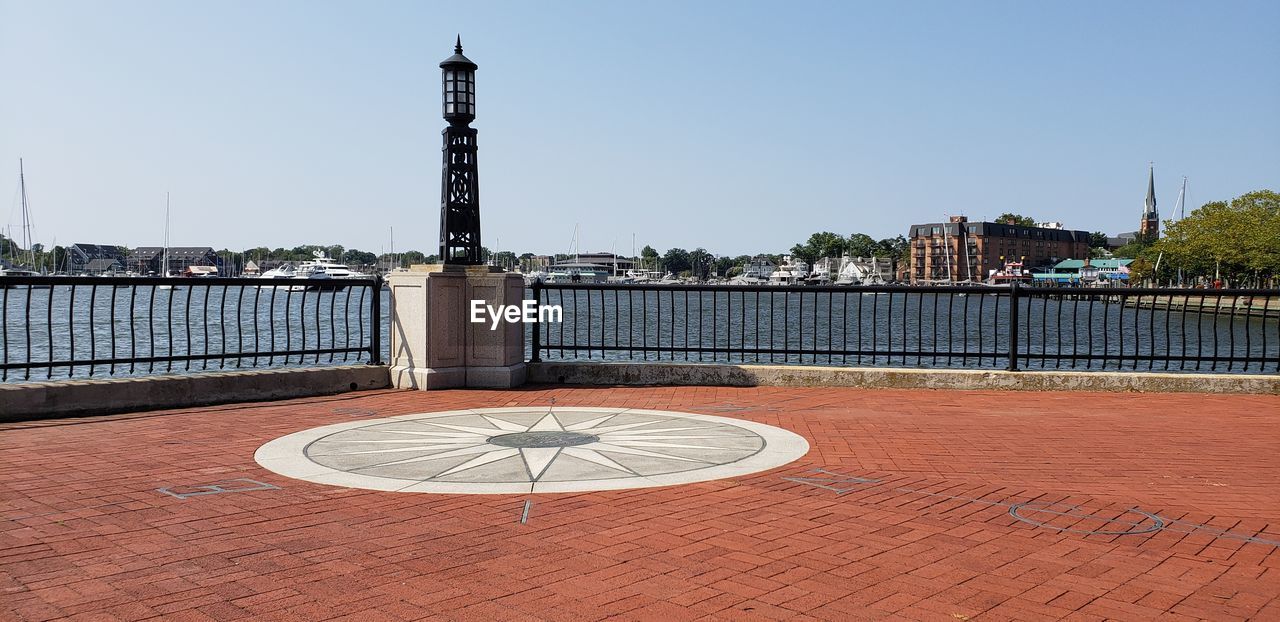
[387,265,526,390]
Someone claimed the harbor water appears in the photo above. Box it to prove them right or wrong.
[2,285,1277,382]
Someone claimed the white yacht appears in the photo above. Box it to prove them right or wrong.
[544,264,609,284]
[255,263,299,289]
[807,257,835,285]
[295,251,368,280]
[259,264,297,280]
[768,256,809,285]
[621,269,663,283]
[523,270,550,286]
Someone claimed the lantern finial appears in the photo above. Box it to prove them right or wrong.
[455,35,463,54]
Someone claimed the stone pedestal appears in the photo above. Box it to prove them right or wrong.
[387,264,526,390]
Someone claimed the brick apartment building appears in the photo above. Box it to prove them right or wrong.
[907,216,1090,284]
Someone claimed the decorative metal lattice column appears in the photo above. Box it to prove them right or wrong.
[438,37,482,265]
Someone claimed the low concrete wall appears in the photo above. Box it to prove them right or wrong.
[528,361,1280,394]
[0,365,391,422]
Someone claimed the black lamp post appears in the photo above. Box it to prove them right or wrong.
[438,36,482,265]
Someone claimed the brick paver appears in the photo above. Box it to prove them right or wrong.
[2,386,1278,620]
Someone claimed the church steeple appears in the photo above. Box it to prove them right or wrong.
[1140,163,1159,240]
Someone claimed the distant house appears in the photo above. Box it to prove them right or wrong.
[1045,258,1133,282]
[907,216,1091,284]
[184,265,219,277]
[84,258,122,274]
[243,260,261,276]
[127,247,220,275]
[68,243,126,274]
[1106,232,1138,250]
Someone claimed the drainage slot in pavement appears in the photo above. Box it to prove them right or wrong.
[157,478,279,499]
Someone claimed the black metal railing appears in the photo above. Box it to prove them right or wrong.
[1,275,383,383]
[529,283,1280,374]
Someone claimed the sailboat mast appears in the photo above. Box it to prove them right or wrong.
[163,193,170,276]
[1175,177,1187,286]
[941,216,953,283]
[19,158,35,268]
[1178,177,1187,220]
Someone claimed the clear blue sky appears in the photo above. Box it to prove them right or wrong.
[2,0,1277,258]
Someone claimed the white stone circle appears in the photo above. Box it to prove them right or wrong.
[254,407,810,494]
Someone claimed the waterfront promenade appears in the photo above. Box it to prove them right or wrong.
[2,385,1279,621]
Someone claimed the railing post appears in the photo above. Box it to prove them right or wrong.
[369,276,383,365]
[1007,282,1020,371]
[530,281,542,363]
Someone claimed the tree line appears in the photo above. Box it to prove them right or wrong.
[1119,189,1279,287]
[9,191,1274,284]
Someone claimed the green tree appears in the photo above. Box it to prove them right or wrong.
[714,255,735,277]
[997,213,1038,227]
[493,250,517,269]
[343,249,377,267]
[662,248,691,274]
[791,232,845,264]
[1150,189,1280,285]
[639,245,659,269]
[875,236,908,263]
[688,248,713,280]
[1089,232,1109,248]
[1112,239,1150,259]
[846,233,878,258]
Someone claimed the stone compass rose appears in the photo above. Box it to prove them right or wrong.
[255,407,809,494]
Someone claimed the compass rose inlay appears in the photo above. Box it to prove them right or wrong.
[255,407,809,494]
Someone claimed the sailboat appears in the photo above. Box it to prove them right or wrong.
[0,160,51,287]
[157,193,176,289]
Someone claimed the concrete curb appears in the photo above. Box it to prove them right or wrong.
[0,365,391,422]
[528,362,1280,394]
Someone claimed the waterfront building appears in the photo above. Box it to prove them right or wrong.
[907,216,1090,284]
[565,252,635,275]
[127,246,220,275]
[1105,232,1137,250]
[68,243,126,274]
[1047,258,1132,283]
[832,256,894,284]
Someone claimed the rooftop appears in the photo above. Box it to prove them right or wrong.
[3,385,1278,620]
[1054,258,1134,270]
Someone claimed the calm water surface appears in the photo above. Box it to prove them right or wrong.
[2,284,1276,382]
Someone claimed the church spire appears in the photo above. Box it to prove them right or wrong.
[1144,162,1157,217]
[1140,163,1160,239]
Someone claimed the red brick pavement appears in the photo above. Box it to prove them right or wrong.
[2,386,1278,621]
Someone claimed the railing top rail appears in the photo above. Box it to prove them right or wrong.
[0,275,382,286]
[530,282,1279,296]
[1020,286,1278,296]
[533,283,1009,294]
